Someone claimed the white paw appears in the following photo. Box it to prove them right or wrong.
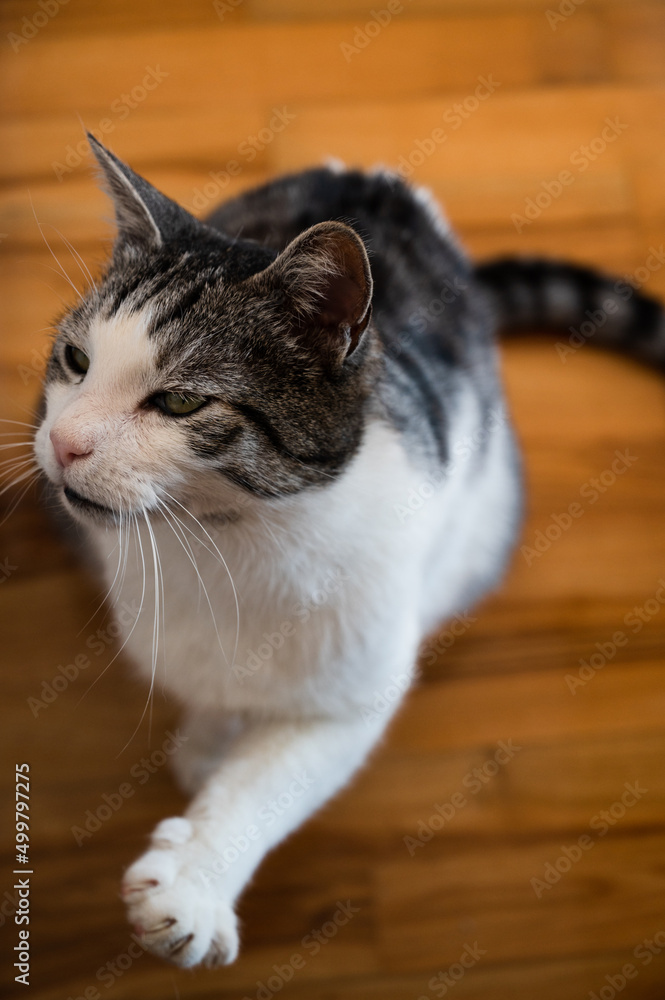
[121,818,239,968]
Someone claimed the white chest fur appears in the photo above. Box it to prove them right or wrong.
[92,388,520,722]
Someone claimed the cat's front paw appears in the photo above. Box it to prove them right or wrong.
[121,817,239,968]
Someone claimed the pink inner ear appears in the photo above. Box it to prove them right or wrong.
[316,272,365,328]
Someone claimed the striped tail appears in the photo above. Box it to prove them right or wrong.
[474,256,665,368]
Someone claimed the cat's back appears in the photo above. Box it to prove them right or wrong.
[207,166,443,246]
[206,169,518,647]
[206,165,468,288]
[206,165,492,384]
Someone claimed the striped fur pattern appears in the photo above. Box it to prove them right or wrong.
[477,256,665,366]
[31,135,662,968]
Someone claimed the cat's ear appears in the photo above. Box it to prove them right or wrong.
[87,132,197,248]
[263,221,373,362]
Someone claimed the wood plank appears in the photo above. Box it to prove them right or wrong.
[272,86,663,230]
[606,2,665,83]
[0,17,536,116]
[326,732,665,838]
[389,660,665,752]
[0,108,269,183]
[6,86,665,247]
[0,168,271,248]
[2,4,665,998]
[375,832,665,971]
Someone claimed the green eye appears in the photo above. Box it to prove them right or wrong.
[154,392,208,416]
[65,344,90,375]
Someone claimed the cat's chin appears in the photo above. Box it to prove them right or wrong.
[61,484,246,530]
[62,486,123,525]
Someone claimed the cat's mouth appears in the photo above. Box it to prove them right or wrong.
[63,486,117,519]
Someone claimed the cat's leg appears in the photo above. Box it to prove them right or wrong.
[121,712,390,967]
[169,707,248,796]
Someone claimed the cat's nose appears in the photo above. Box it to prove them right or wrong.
[50,428,93,468]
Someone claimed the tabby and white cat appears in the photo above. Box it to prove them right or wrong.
[33,135,663,967]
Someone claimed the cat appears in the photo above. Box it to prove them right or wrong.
[33,134,664,968]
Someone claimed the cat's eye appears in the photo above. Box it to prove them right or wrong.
[152,391,208,416]
[64,344,90,376]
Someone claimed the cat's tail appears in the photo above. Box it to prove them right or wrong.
[474,255,665,368]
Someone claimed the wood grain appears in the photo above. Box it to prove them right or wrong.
[1,2,665,998]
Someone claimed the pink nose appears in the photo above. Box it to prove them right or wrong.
[50,428,93,468]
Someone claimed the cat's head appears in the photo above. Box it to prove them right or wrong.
[34,135,377,526]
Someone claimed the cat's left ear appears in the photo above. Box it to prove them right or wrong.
[261,221,373,363]
[87,132,198,248]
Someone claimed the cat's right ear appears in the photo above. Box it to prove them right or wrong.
[87,133,198,249]
[255,221,374,365]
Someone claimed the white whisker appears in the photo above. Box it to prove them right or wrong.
[161,490,240,669]
[0,455,34,472]
[0,419,39,430]
[0,463,39,496]
[0,470,41,526]
[75,516,126,638]
[30,195,83,303]
[155,498,230,666]
[0,455,35,471]
[77,514,148,726]
[117,513,132,601]
[136,513,165,742]
[43,223,95,290]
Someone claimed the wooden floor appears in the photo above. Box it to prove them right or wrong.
[2,1,665,997]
